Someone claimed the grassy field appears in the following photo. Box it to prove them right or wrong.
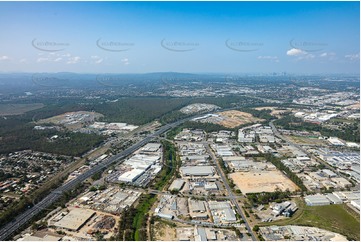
[286,135,327,146]
[0,103,44,116]
[260,198,360,241]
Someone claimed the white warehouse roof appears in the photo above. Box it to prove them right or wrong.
[118,168,145,183]
[180,166,214,176]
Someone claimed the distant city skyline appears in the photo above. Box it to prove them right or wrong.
[0,1,359,74]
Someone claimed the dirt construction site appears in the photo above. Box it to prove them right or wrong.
[216,110,264,128]
[229,170,299,194]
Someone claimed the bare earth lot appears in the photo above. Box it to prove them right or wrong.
[254,106,291,117]
[216,110,264,128]
[229,170,298,194]
[0,103,44,116]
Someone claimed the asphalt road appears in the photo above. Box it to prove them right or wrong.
[0,116,193,240]
[204,142,257,241]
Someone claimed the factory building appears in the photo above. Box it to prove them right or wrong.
[304,194,331,206]
[189,199,206,213]
[169,179,185,192]
[118,169,145,183]
[204,183,218,191]
[53,208,95,231]
[180,166,214,177]
[325,193,343,204]
[157,213,174,220]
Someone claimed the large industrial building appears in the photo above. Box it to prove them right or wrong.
[304,194,331,206]
[169,179,185,192]
[118,168,145,183]
[180,166,214,177]
[53,208,95,231]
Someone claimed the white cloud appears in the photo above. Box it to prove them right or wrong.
[345,53,359,61]
[54,57,62,62]
[95,58,103,64]
[36,57,49,63]
[0,55,9,61]
[67,56,80,64]
[121,58,129,65]
[91,55,103,64]
[297,53,315,60]
[286,48,306,56]
[19,58,27,63]
[318,52,337,61]
[286,48,317,61]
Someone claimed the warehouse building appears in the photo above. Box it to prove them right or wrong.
[204,182,218,191]
[118,168,145,183]
[326,193,343,204]
[180,166,214,177]
[169,179,185,192]
[304,194,331,206]
[53,208,95,231]
[189,199,207,213]
[351,200,360,210]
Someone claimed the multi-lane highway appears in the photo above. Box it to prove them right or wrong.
[0,117,193,240]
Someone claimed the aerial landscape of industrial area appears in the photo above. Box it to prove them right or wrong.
[0,1,360,241]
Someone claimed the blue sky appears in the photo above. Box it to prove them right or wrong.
[0,1,359,74]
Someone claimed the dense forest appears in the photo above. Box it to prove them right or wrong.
[0,124,104,156]
[0,95,267,155]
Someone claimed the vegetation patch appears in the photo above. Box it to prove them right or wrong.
[263,201,360,241]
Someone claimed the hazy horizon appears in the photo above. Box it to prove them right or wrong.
[0,1,359,74]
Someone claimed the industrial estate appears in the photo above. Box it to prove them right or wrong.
[0,1,360,242]
[0,80,359,241]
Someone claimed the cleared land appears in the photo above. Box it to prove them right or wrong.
[254,106,291,117]
[229,170,298,194]
[180,103,220,114]
[263,200,360,241]
[0,103,44,116]
[37,111,103,130]
[286,135,328,146]
[152,220,177,241]
[216,110,264,128]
